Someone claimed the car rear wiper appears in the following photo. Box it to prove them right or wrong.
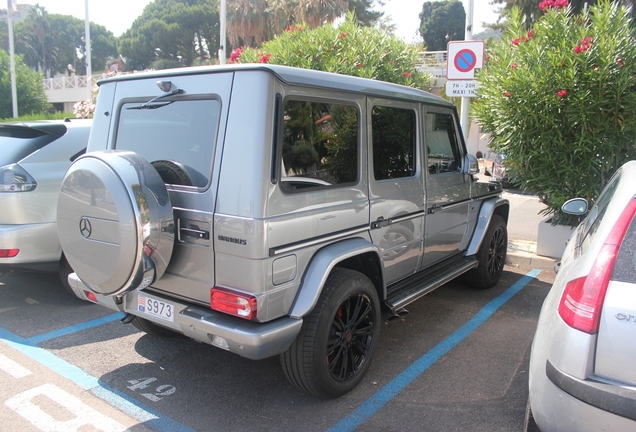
[127,101,174,110]
[127,88,184,110]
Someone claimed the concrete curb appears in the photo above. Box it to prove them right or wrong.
[506,240,557,270]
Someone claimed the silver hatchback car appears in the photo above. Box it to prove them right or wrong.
[528,160,636,431]
[0,119,91,292]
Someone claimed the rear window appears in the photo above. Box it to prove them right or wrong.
[612,203,636,283]
[115,99,220,188]
[0,126,63,166]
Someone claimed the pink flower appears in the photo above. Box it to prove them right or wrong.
[527,29,535,38]
[504,91,510,98]
[357,63,363,68]
[389,60,394,65]
[512,38,521,46]
[403,71,412,77]
[229,47,243,63]
[511,62,517,69]
[557,89,567,98]
[339,32,347,39]
[258,53,271,64]
[539,0,568,12]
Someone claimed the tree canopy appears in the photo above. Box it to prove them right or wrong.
[1,6,117,76]
[118,0,220,70]
[227,0,384,48]
[419,0,466,51]
[0,50,50,118]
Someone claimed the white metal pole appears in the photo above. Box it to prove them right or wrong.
[460,0,474,140]
[219,0,226,64]
[7,0,18,117]
[84,0,92,99]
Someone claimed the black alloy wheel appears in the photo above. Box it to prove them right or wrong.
[326,292,376,382]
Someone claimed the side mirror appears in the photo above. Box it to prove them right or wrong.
[562,198,588,216]
[464,154,479,175]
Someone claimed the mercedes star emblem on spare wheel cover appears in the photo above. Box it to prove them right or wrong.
[79,217,92,238]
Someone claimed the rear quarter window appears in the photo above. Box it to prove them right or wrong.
[279,100,358,192]
[612,205,636,284]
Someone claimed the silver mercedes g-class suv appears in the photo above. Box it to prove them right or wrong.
[57,64,508,398]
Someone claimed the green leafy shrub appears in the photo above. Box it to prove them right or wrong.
[474,1,636,224]
[232,13,431,90]
[0,50,51,119]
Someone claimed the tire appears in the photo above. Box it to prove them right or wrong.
[131,316,176,337]
[464,214,507,289]
[280,268,381,398]
[151,160,192,186]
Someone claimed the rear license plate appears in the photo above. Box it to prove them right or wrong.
[138,295,174,323]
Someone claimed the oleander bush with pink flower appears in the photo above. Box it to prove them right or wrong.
[231,13,430,90]
[474,0,636,224]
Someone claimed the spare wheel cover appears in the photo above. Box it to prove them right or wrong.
[57,150,174,296]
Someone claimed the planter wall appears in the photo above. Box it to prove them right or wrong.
[536,217,576,259]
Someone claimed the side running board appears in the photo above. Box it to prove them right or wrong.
[384,256,478,314]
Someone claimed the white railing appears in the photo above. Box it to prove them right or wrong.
[416,51,447,78]
[42,72,133,91]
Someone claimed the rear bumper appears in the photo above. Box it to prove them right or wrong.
[546,359,636,422]
[68,273,302,360]
[0,222,61,270]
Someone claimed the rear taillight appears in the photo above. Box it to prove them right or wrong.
[1,164,36,192]
[0,249,19,258]
[558,198,636,334]
[210,287,257,320]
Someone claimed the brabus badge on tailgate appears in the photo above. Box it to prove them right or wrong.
[218,235,247,246]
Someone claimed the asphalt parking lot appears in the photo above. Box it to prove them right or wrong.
[0,265,554,431]
[0,262,554,432]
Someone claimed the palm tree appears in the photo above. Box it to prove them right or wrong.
[227,0,348,48]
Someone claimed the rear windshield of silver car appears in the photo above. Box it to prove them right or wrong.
[114,99,220,188]
[0,126,63,166]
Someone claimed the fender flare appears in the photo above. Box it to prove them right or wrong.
[289,237,384,319]
[466,197,510,256]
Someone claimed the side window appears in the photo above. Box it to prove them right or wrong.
[280,100,358,192]
[579,171,622,254]
[426,113,462,175]
[116,99,220,188]
[371,106,416,181]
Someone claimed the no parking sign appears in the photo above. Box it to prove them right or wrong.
[446,40,485,80]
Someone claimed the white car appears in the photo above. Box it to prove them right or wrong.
[528,160,636,431]
[0,119,91,293]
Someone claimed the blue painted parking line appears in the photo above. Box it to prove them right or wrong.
[0,326,194,432]
[328,269,542,432]
[28,312,125,344]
